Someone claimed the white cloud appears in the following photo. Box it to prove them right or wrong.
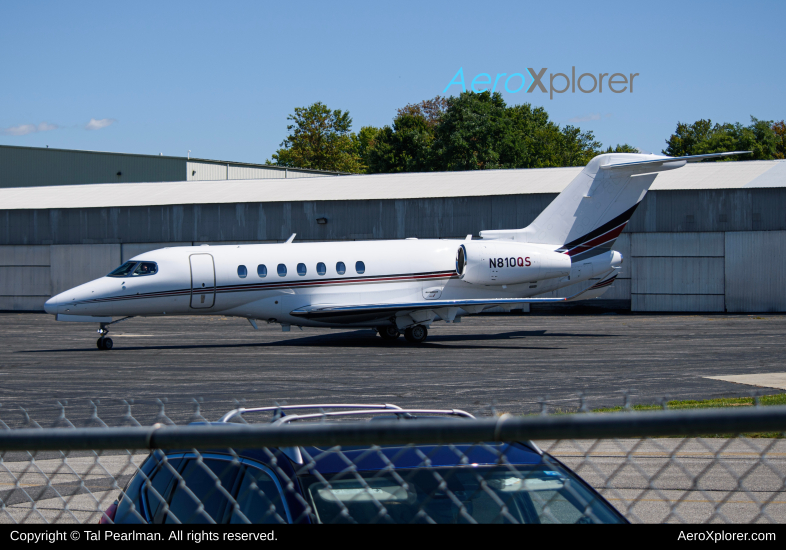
[566,113,602,124]
[85,118,117,131]
[1,122,59,136]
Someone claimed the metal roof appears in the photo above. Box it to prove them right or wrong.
[0,160,783,210]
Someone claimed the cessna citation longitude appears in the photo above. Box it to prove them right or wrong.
[45,151,748,349]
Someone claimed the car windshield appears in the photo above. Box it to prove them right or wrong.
[108,261,138,277]
[300,464,623,524]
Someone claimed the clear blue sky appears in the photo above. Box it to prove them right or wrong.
[1,0,783,162]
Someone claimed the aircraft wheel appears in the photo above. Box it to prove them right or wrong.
[378,326,400,340]
[97,338,105,350]
[103,337,114,350]
[404,325,428,344]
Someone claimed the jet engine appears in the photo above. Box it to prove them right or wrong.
[456,241,571,286]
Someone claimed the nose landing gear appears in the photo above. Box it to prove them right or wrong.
[94,316,133,351]
[97,337,113,350]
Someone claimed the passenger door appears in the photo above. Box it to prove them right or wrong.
[190,254,216,308]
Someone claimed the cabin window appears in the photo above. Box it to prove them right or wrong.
[237,265,247,278]
[134,262,158,276]
[336,262,346,275]
[317,262,326,276]
[277,264,287,277]
[108,261,138,277]
[355,261,365,275]
[257,264,267,278]
[297,263,307,276]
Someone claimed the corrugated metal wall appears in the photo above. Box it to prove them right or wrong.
[725,231,786,312]
[0,245,50,311]
[186,161,341,181]
[631,233,725,312]
[0,147,185,188]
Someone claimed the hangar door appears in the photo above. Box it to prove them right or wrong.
[189,254,216,308]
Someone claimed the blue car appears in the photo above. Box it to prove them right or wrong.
[104,404,626,524]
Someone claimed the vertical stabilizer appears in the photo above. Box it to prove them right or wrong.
[479,152,747,261]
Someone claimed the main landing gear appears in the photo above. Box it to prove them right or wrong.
[377,324,429,344]
[377,326,401,341]
[404,324,428,344]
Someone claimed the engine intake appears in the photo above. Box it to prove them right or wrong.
[456,241,571,286]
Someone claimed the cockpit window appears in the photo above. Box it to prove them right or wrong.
[133,262,158,276]
[108,262,138,277]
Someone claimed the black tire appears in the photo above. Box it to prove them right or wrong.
[103,337,114,350]
[378,326,400,340]
[96,338,105,350]
[404,325,428,344]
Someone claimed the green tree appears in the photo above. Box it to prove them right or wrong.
[773,120,786,159]
[604,144,639,153]
[431,92,602,170]
[361,96,448,173]
[268,102,364,173]
[663,117,777,160]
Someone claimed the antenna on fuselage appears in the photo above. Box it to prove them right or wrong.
[284,233,296,244]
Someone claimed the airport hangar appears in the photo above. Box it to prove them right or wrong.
[0,144,785,315]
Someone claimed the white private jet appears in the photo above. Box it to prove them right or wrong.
[44,151,748,349]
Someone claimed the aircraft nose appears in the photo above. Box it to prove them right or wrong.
[44,295,59,315]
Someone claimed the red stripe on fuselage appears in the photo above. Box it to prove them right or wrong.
[565,222,627,257]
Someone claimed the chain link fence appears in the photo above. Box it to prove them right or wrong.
[0,401,785,524]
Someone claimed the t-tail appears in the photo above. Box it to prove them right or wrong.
[480,151,750,261]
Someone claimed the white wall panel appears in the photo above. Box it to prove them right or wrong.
[0,245,50,266]
[187,162,227,181]
[50,244,121,295]
[632,232,724,257]
[725,231,786,312]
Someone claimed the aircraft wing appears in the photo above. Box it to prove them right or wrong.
[290,274,619,323]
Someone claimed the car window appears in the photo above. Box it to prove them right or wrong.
[229,465,288,524]
[237,265,247,278]
[164,459,240,524]
[317,262,326,276]
[297,263,307,276]
[143,458,183,522]
[277,264,287,277]
[108,261,138,277]
[355,261,365,274]
[257,264,267,278]
[300,465,624,524]
[336,262,346,275]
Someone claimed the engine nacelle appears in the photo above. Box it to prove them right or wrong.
[456,241,571,286]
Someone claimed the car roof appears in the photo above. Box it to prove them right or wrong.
[180,404,544,473]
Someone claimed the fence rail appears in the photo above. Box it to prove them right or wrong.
[1,404,785,525]
[1,405,786,451]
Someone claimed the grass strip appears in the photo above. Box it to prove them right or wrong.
[590,393,786,438]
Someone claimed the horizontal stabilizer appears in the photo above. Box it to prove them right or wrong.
[600,151,751,171]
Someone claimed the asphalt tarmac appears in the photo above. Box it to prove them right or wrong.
[0,312,784,427]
